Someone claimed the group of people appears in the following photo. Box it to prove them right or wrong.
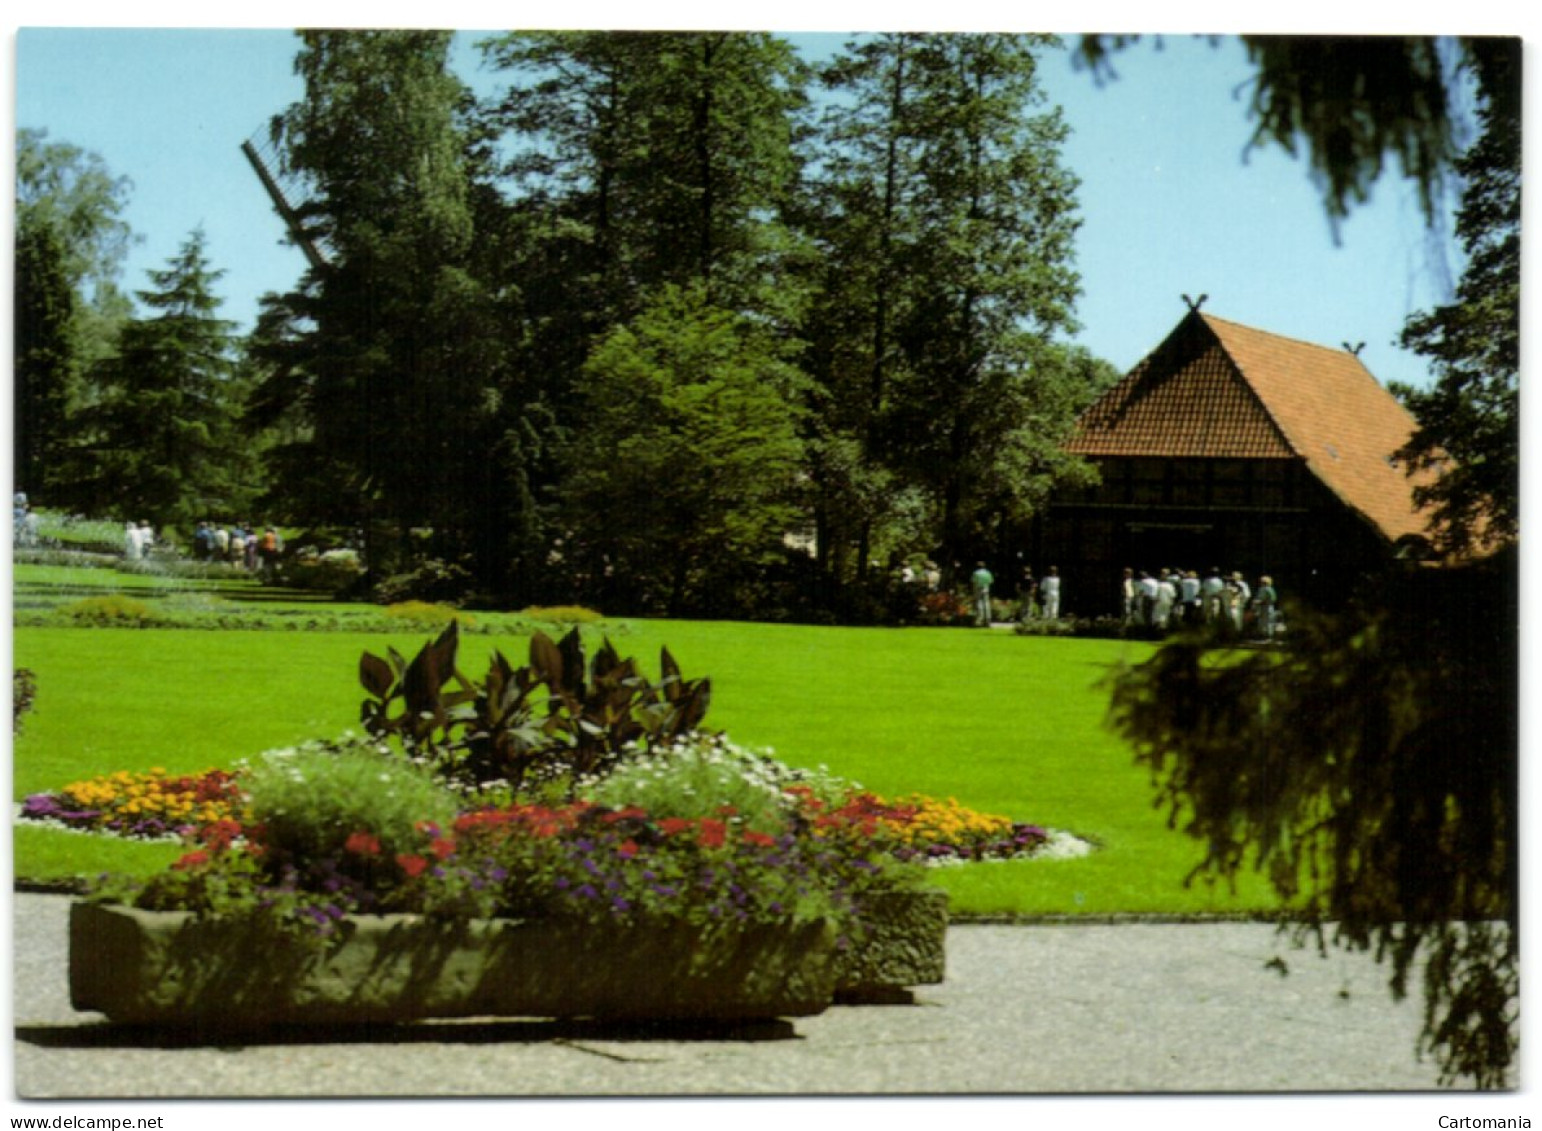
[122,521,159,561]
[1122,566,1278,639]
[968,562,1062,627]
[898,560,944,592]
[191,521,284,573]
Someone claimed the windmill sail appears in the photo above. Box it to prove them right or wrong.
[241,131,333,272]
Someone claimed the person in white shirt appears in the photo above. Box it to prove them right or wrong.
[1179,570,1201,626]
[1227,572,1251,633]
[1201,567,1226,624]
[1153,569,1177,630]
[1039,566,1062,620]
[1138,570,1159,627]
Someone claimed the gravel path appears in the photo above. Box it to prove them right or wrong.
[11,893,1464,1098]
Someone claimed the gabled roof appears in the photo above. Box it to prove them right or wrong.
[1067,310,1436,543]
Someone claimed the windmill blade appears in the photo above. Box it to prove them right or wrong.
[240,130,333,272]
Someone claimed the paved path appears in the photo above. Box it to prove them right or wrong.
[12,893,1461,1098]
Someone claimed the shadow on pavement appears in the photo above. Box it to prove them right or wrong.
[15,1015,801,1050]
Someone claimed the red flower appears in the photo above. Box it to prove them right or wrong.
[199,819,244,851]
[397,854,429,878]
[742,829,776,847]
[617,839,640,859]
[344,831,382,857]
[171,849,210,871]
[430,837,456,860]
[697,819,727,849]
[659,818,695,837]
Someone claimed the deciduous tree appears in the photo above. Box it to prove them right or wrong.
[558,284,806,616]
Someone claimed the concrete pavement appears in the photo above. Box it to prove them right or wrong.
[11,893,1463,1098]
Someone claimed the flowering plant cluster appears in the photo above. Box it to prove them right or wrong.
[113,794,910,947]
[22,767,246,839]
[915,591,973,626]
[787,787,1049,863]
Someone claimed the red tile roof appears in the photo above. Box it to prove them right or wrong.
[1067,311,1437,543]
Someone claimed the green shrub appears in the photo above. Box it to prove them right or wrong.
[519,605,604,624]
[242,737,461,877]
[371,559,475,605]
[59,595,167,627]
[382,600,472,629]
[281,548,365,593]
[14,668,37,735]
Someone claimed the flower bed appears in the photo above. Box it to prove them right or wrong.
[70,748,947,1029]
[21,768,246,840]
[43,628,1087,1030]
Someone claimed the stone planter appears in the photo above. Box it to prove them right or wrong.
[835,888,949,1001]
[69,901,841,1033]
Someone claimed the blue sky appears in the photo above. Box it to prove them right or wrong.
[11,18,1514,394]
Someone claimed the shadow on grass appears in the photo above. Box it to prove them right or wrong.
[16,1016,800,1049]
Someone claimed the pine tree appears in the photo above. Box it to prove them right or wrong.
[252,30,509,583]
[77,228,245,526]
[1395,39,1519,555]
[806,34,1102,581]
[14,220,76,500]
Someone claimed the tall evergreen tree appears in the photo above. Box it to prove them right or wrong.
[481,31,809,318]
[76,228,246,526]
[14,220,76,499]
[479,31,813,603]
[252,30,508,581]
[807,34,1100,581]
[1394,39,1520,555]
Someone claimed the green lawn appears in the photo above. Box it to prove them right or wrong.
[11,615,1285,918]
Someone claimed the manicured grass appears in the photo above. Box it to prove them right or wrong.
[11,619,1286,917]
